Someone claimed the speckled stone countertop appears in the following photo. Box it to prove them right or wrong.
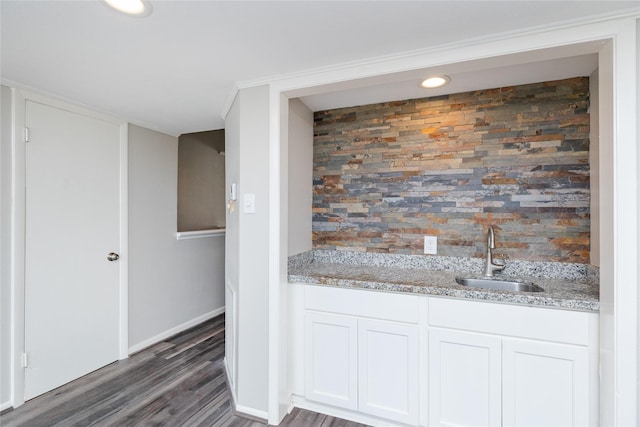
[288,250,600,312]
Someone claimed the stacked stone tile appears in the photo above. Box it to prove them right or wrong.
[313,77,591,263]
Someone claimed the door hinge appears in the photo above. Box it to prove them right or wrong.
[22,352,28,368]
[24,127,30,143]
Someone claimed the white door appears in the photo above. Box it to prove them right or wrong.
[503,338,590,427]
[305,312,358,410]
[358,319,419,425]
[24,100,122,400]
[429,328,502,427]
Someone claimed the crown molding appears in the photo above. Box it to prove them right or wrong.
[232,7,639,93]
[1,78,180,137]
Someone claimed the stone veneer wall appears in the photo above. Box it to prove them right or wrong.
[312,77,590,263]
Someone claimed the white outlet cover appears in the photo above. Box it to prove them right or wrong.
[243,193,256,214]
[424,235,437,255]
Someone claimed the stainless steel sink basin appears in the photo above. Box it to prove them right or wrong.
[455,277,544,293]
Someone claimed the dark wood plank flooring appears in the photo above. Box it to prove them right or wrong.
[1,314,368,427]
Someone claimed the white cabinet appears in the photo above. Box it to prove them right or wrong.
[304,312,358,410]
[428,329,591,427]
[427,297,598,427]
[502,338,590,427]
[302,285,420,425]
[295,286,598,427]
[428,329,501,427]
[358,319,419,425]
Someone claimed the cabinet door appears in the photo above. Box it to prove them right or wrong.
[358,319,419,425]
[503,338,590,427]
[305,312,358,410]
[429,329,502,427]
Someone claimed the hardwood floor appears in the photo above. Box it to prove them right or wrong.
[1,314,369,427]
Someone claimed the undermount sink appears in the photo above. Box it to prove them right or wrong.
[455,277,544,293]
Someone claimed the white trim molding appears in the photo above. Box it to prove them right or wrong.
[118,122,129,361]
[175,228,225,240]
[0,79,179,138]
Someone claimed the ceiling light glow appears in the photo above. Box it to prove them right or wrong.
[420,75,451,89]
[104,0,146,15]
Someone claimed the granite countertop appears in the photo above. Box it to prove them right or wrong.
[288,251,600,312]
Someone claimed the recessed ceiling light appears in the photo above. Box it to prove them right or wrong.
[420,75,451,89]
[104,0,147,16]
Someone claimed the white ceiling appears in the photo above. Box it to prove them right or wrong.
[1,1,638,136]
[300,54,600,112]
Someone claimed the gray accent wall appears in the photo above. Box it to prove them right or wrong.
[128,124,225,349]
[313,77,591,263]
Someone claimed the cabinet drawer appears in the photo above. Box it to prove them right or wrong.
[428,297,597,345]
[305,285,419,323]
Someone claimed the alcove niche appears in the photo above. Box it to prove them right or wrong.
[290,52,602,266]
[177,129,226,235]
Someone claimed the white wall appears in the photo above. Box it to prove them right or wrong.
[1,85,12,409]
[128,124,225,350]
[224,91,240,399]
[237,85,270,415]
[287,99,313,256]
[225,86,271,418]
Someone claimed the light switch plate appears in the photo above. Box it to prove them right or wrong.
[424,235,437,255]
[243,193,256,214]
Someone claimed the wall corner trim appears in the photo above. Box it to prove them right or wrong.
[221,85,240,122]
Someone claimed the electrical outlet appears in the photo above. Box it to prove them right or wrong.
[424,235,437,255]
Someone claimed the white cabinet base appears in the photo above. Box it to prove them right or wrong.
[292,285,599,427]
[358,319,419,425]
[503,338,590,427]
[429,328,502,427]
[304,312,358,410]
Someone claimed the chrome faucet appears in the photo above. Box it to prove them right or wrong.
[484,226,505,277]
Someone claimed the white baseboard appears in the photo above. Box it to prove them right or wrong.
[128,306,224,354]
[292,395,408,427]
[1,400,12,412]
[224,357,236,402]
[224,359,269,422]
[235,404,268,421]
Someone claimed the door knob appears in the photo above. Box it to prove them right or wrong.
[107,252,120,262]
